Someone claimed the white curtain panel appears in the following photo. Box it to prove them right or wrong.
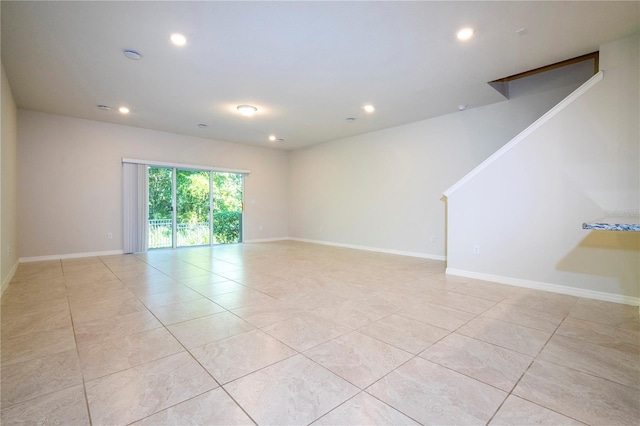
[122,162,148,253]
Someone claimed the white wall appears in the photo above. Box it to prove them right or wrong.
[18,111,289,258]
[446,34,639,301]
[288,73,584,258]
[1,63,19,291]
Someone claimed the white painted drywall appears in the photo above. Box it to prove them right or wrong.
[1,63,19,290]
[17,111,289,258]
[446,34,639,299]
[288,72,585,258]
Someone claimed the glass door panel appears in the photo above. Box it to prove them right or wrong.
[148,167,174,249]
[176,170,211,247]
[212,172,243,244]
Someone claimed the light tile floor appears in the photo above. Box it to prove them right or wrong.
[1,241,639,425]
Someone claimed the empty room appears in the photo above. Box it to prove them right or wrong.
[1,1,639,425]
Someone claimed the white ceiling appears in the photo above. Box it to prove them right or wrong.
[2,1,638,150]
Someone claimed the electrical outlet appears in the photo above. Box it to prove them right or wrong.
[107,232,113,240]
[473,245,480,255]
[319,226,324,232]
[6,246,12,257]
[430,236,436,243]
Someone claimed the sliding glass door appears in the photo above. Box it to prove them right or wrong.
[147,167,243,249]
[176,170,211,247]
[148,167,174,249]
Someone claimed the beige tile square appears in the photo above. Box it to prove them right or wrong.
[210,289,276,310]
[312,392,419,425]
[1,328,77,366]
[556,316,639,354]
[179,274,231,287]
[514,360,640,425]
[131,388,253,425]
[503,290,578,316]
[231,300,305,328]
[224,354,358,425]
[78,328,185,381]
[263,313,351,352]
[457,316,551,356]
[489,395,584,425]
[425,291,497,314]
[360,314,450,354]
[311,301,382,329]
[420,333,533,391]
[367,357,506,425]
[397,301,476,331]
[149,298,225,325]
[191,329,296,384]
[449,280,516,302]
[305,331,412,389]
[537,335,640,389]
[67,286,135,309]
[1,307,72,340]
[189,281,248,298]
[0,385,90,425]
[569,299,640,330]
[483,302,565,332]
[167,311,255,349]
[85,352,217,425]
[0,297,69,319]
[70,295,148,324]
[74,310,162,346]
[0,349,82,407]
[137,287,204,308]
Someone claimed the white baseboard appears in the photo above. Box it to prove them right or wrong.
[446,268,640,306]
[289,237,446,261]
[243,237,290,243]
[1,260,19,296]
[19,249,125,263]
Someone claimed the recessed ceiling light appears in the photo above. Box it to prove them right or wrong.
[170,33,187,46]
[457,27,474,41]
[269,135,277,141]
[345,117,356,123]
[119,106,130,114]
[237,105,258,117]
[197,124,208,128]
[363,105,375,113]
[97,104,110,111]
[123,50,142,60]
[458,104,468,111]
[516,28,528,36]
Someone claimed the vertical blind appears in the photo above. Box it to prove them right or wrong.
[122,163,149,253]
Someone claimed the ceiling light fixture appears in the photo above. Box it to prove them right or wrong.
[457,27,475,41]
[458,104,468,111]
[123,50,142,60]
[237,105,258,117]
[170,33,187,46]
[96,105,110,111]
[363,105,375,113]
[345,117,356,123]
[269,135,277,141]
[197,124,208,128]
[118,106,130,114]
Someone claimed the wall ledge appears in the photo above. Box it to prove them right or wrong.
[19,249,125,263]
[443,70,604,197]
[447,267,639,306]
[289,237,446,261]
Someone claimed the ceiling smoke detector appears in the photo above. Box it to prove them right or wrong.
[123,50,142,60]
